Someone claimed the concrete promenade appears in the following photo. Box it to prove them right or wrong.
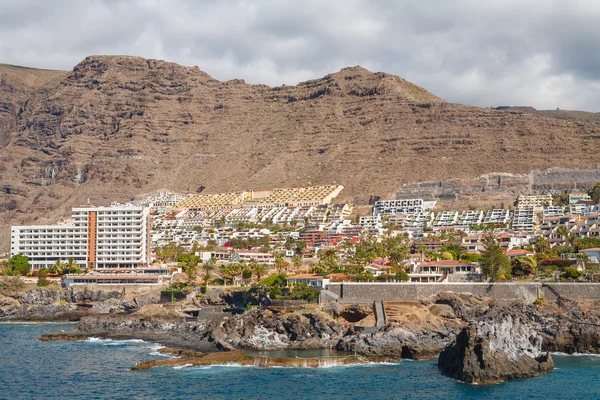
[326,282,600,302]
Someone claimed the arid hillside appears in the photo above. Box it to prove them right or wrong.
[1,55,600,250]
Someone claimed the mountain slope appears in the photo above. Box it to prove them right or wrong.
[1,55,600,250]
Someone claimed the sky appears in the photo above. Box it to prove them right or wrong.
[1,0,600,111]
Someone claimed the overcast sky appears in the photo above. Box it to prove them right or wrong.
[2,0,599,111]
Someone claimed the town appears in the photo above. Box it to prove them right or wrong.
[3,182,600,294]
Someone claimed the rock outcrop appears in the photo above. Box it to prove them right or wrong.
[438,304,554,384]
[0,283,160,320]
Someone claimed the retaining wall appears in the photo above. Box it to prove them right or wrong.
[326,283,600,302]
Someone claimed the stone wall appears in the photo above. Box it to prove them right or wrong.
[326,282,600,302]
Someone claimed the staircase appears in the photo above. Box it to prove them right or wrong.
[374,301,386,328]
[542,283,566,305]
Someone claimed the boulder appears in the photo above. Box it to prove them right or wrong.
[438,310,554,384]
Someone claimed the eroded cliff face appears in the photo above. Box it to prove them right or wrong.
[2,56,600,249]
[438,307,554,384]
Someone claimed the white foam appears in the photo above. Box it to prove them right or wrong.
[551,352,600,357]
[172,364,193,369]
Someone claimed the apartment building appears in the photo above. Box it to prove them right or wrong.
[373,199,425,215]
[542,206,565,219]
[511,207,537,232]
[11,205,150,270]
[432,211,459,228]
[517,194,553,211]
[483,209,511,225]
[569,192,591,204]
[457,210,484,227]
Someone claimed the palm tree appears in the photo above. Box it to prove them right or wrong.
[556,225,569,244]
[535,236,549,253]
[65,257,78,274]
[253,263,269,282]
[202,257,216,286]
[291,254,303,272]
[274,254,289,274]
[50,259,63,275]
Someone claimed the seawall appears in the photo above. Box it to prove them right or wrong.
[326,282,600,302]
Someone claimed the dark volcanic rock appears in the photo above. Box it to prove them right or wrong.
[438,310,554,384]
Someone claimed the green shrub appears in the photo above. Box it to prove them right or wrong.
[37,277,51,287]
[289,283,318,301]
[562,268,583,280]
[534,297,545,305]
[258,274,288,287]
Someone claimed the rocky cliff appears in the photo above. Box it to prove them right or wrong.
[438,303,554,384]
[1,56,600,249]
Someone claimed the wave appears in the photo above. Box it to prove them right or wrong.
[551,352,600,357]
[172,364,194,370]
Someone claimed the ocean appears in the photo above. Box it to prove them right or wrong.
[1,323,599,400]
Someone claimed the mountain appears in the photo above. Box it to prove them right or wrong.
[1,55,600,250]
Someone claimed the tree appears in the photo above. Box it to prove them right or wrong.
[441,251,454,260]
[512,256,537,277]
[64,257,79,274]
[252,263,269,282]
[202,257,216,286]
[535,236,549,253]
[219,263,241,285]
[178,254,200,283]
[589,182,600,203]
[8,254,30,276]
[50,259,64,276]
[389,247,408,265]
[291,254,303,271]
[480,228,511,281]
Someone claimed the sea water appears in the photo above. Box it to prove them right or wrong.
[1,323,600,400]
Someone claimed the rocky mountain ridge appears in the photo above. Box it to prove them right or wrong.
[1,55,600,249]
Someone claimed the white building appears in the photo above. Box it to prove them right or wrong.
[483,209,511,225]
[457,210,484,227]
[543,206,565,219]
[11,205,150,270]
[511,207,537,232]
[373,199,425,215]
[432,211,459,228]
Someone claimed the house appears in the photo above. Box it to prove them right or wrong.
[580,248,600,264]
[409,260,480,282]
[505,249,535,260]
[287,274,330,288]
[364,264,386,276]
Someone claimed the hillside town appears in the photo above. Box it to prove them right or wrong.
[3,182,600,292]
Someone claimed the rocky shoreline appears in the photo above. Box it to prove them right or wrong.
[6,283,600,384]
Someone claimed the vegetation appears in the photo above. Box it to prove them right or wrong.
[562,267,584,281]
[2,254,31,276]
[479,228,511,281]
[512,256,537,277]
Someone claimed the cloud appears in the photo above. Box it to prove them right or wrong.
[0,0,599,111]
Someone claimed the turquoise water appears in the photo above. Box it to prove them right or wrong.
[1,323,599,399]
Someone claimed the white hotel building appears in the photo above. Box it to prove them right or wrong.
[10,205,150,271]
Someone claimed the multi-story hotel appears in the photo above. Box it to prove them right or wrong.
[10,205,150,270]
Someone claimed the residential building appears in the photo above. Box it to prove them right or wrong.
[542,206,565,219]
[517,194,553,211]
[287,274,330,288]
[511,207,537,232]
[11,205,150,270]
[409,260,480,282]
[483,209,511,225]
[569,192,591,204]
[581,248,600,264]
[457,210,484,227]
[432,211,459,228]
[373,198,425,215]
